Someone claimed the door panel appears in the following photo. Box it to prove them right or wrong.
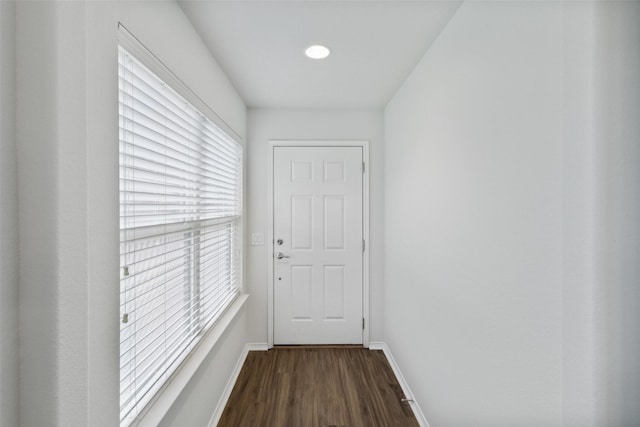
[274,146,363,344]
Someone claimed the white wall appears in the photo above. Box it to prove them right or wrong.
[385,2,566,425]
[17,1,248,426]
[562,3,597,424]
[385,1,640,425]
[246,109,385,343]
[0,1,19,425]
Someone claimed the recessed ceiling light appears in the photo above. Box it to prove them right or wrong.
[305,45,331,60]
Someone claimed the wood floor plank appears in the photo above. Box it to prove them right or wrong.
[218,348,419,427]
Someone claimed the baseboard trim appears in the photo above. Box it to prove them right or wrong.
[246,342,269,352]
[368,341,385,351]
[207,342,268,427]
[368,342,430,427]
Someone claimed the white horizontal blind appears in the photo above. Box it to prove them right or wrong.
[118,46,242,426]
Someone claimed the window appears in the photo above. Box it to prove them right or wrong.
[118,45,242,426]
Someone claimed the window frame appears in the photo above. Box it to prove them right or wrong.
[117,25,244,427]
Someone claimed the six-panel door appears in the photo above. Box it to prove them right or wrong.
[273,146,363,344]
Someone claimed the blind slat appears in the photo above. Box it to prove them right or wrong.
[120,238,235,304]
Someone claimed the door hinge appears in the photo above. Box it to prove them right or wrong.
[362,161,365,174]
[362,318,365,330]
[362,239,365,252]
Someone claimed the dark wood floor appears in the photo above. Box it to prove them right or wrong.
[218,347,419,427]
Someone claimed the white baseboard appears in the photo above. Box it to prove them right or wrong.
[207,342,268,427]
[368,341,385,351]
[368,342,430,427]
[246,342,269,352]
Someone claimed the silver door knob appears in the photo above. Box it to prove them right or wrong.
[276,252,290,259]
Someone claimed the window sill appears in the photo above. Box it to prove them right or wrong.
[134,293,249,427]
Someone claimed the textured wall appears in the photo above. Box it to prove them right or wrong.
[16,1,248,425]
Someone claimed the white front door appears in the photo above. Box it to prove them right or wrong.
[273,146,363,344]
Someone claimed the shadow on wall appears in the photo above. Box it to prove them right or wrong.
[593,2,640,425]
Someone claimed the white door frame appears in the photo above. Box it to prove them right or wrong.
[267,140,370,348]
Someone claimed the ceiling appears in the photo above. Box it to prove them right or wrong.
[179,1,462,109]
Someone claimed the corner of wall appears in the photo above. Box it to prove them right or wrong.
[16,1,90,425]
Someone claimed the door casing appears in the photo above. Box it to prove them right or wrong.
[267,140,370,348]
